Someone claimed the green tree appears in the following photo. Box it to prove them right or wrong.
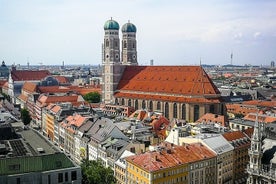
[21,108,31,125]
[81,159,116,184]
[83,92,101,103]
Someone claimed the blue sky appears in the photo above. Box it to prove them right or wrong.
[0,0,276,66]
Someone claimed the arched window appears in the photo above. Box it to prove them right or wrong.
[122,99,125,106]
[182,104,186,120]
[128,99,131,107]
[210,104,215,114]
[142,100,146,109]
[135,100,138,110]
[165,103,169,118]
[173,103,177,118]
[123,41,127,48]
[115,98,118,105]
[106,39,109,47]
[157,102,161,110]
[194,105,200,121]
[149,101,153,111]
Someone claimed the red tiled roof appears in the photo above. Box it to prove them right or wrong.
[53,75,69,84]
[0,80,7,87]
[129,110,148,120]
[115,92,220,104]
[117,66,220,97]
[196,113,227,126]
[226,103,258,116]
[243,100,276,108]
[223,131,247,141]
[243,127,254,138]
[11,70,50,81]
[18,94,28,102]
[126,142,216,172]
[37,94,84,106]
[22,82,37,93]
[243,113,276,123]
[38,85,101,95]
[150,116,170,139]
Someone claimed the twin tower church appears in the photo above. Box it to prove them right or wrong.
[101,18,225,122]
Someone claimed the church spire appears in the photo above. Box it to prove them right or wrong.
[247,113,263,184]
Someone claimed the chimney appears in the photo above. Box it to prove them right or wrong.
[150,59,154,66]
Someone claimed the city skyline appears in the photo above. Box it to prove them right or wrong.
[0,0,276,66]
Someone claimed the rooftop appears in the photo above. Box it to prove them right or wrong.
[126,142,216,172]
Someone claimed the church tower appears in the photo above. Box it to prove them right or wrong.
[247,114,263,184]
[121,21,138,65]
[102,18,124,104]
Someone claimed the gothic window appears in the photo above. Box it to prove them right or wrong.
[124,41,127,48]
[182,104,186,120]
[210,104,215,114]
[173,103,177,118]
[106,39,109,47]
[128,99,131,107]
[165,102,169,118]
[135,100,138,110]
[149,101,153,111]
[122,99,125,105]
[142,100,146,109]
[157,102,161,110]
[194,105,200,121]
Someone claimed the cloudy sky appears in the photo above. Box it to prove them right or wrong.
[1,0,276,66]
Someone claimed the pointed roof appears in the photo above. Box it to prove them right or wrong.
[115,66,221,103]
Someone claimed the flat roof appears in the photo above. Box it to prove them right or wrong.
[19,129,60,155]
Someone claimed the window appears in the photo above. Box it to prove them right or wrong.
[182,104,186,120]
[71,171,77,181]
[165,102,169,118]
[142,100,146,109]
[48,175,51,184]
[128,99,131,107]
[157,102,161,110]
[122,99,125,105]
[123,41,127,48]
[16,178,20,184]
[135,100,138,110]
[106,40,109,47]
[194,105,199,121]
[58,173,63,183]
[65,172,68,182]
[149,101,153,111]
[173,103,177,118]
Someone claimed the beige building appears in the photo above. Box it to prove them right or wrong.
[166,131,234,184]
